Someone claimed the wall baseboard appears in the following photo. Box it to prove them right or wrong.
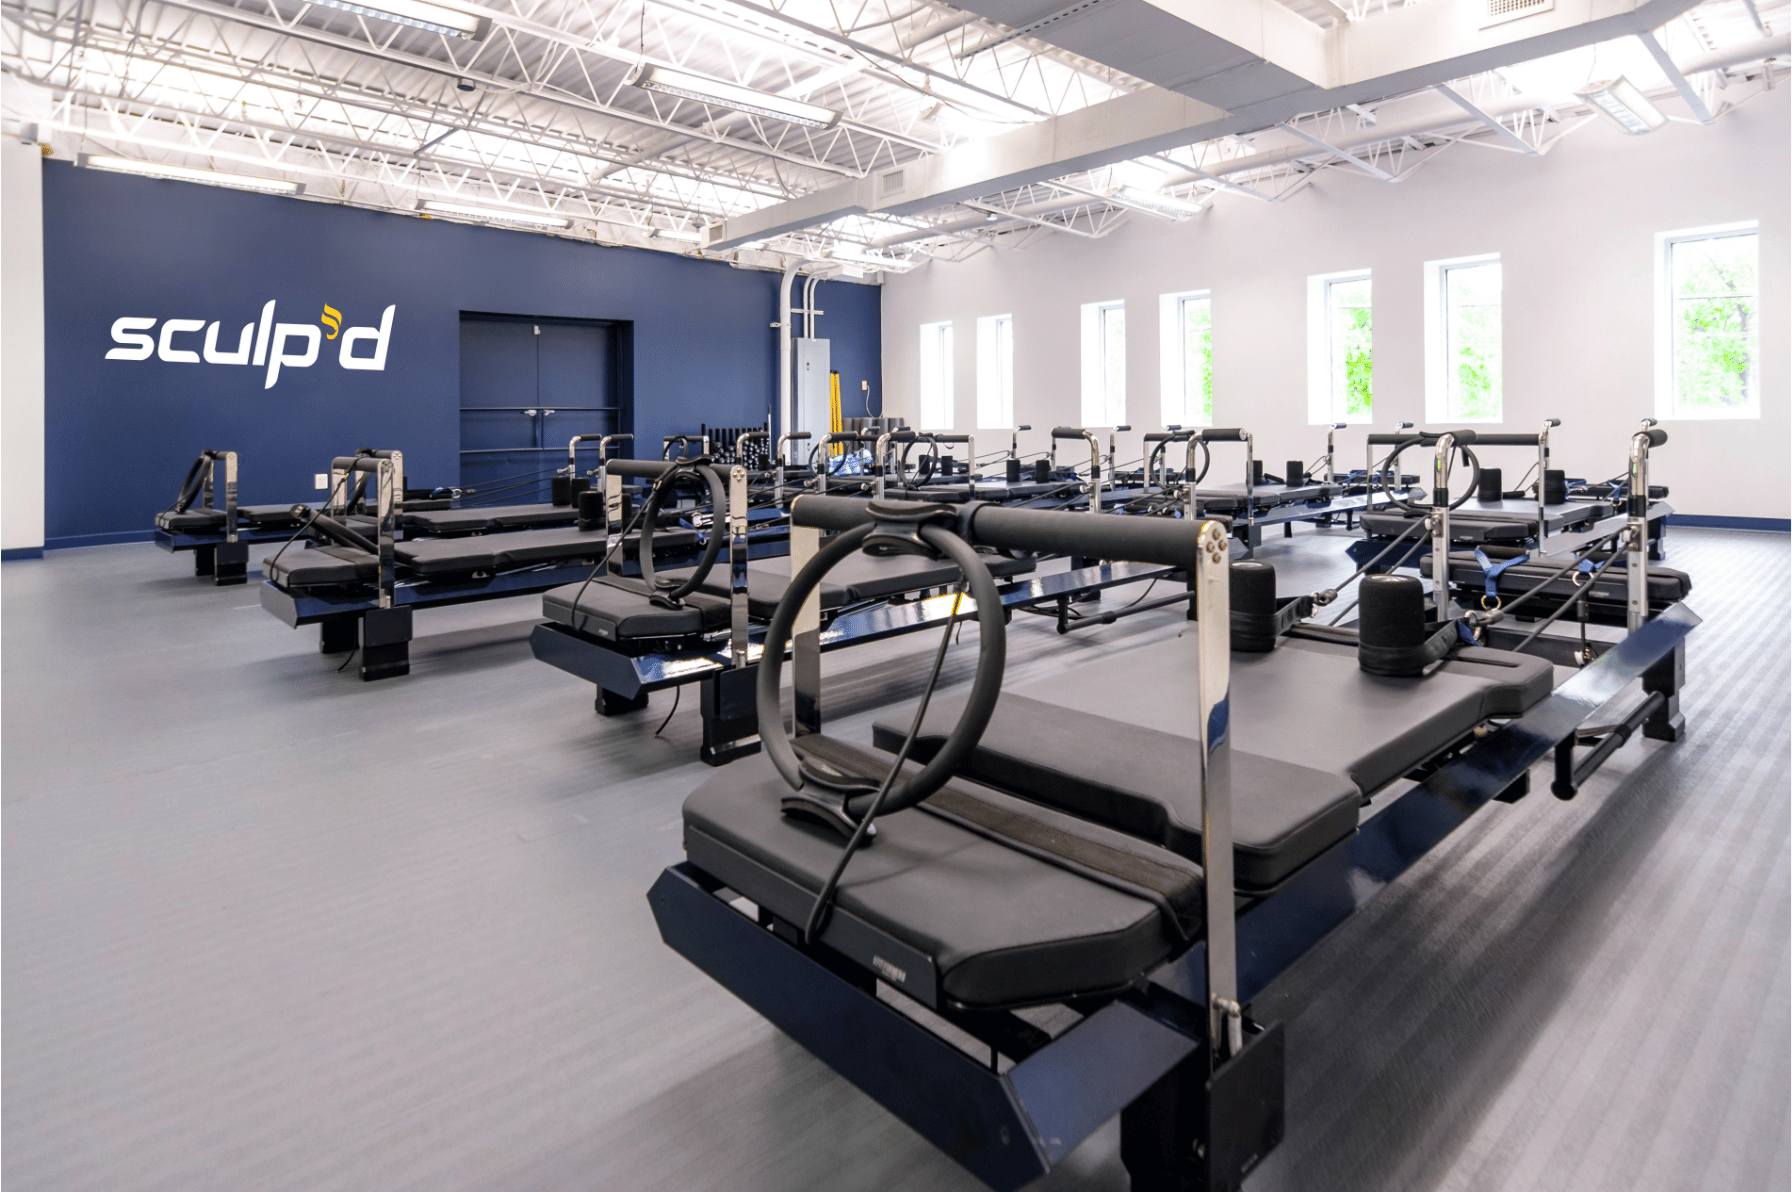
[1669,515,1791,532]
[2,546,45,561]
[46,529,156,549]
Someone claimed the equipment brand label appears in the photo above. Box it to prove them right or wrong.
[104,301,396,389]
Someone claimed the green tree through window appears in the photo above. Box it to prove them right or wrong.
[1328,277,1372,419]
[1182,295,1213,425]
[1445,261,1502,421]
[1672,232,1757,415]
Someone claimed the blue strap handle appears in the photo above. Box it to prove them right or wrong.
[1475,547,1531,599]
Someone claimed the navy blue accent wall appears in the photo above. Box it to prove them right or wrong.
[41,160,880,546]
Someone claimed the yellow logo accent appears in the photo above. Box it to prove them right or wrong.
[320,304,342,340]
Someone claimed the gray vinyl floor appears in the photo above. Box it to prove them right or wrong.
[3,525,1787,1192]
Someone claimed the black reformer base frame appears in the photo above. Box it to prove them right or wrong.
[649,602,1697,1192]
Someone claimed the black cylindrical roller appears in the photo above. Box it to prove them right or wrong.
[1285,461,1305,487]
[1033,458,1050,483]
[1358,574,1431,676]
[1229,561,1279,653]
[1478,467,1503,503]
[1543,469,1567,504]
[576,488,606,531]
[1250,459,1264,486]
[552,475,590,507]
[1005,458,1021,484]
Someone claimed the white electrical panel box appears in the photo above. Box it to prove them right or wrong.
[795,338,832,436]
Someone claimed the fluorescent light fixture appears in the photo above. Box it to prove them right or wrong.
[828,245,918,271]
[1573,77,1666,135]
[626,63,841,130]
[304,0,488,40]
[419,200,569,227]
[1109,186,1209,220]
[79,154,303,194]
[653,228,705,243]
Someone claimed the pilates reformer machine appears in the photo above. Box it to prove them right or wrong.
[530,453,1214,763]
[258,450,715,681]
[323,437,639,540]
[1347,425,1685,635]
[154,450,316,585]
[644,425,1696,1191]
[1123,424,1425,552]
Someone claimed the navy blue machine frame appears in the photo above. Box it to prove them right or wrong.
[650,601,1696,1191]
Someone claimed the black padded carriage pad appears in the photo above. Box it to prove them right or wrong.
[157,509,226,532]
[683,754,1200,1008]
[667,550,1036,619]
[1360,512,1533,544]
[1448,552,1692,604]
[542,576,730,640]
[394,527,694,576]
[159,503,306,532]
[402,503,577,534]
[873,634,1551,889]
[262,545,378,587]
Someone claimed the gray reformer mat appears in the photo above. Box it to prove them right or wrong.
[871,632,1552,891]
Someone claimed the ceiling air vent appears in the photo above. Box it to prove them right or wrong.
[1481,0,1552,28]
[881,169,905,197]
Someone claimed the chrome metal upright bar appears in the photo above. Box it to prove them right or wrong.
[1051,427,1102,514]
[729,463,752,668]
[1108,425,1130,487]
[1325,421,1345,483]
[1626,424,1663,632]
[1534,417,1560,557]
[1191,517,1241,1064]
[1431,433,1459,619]
[775,431,810,505]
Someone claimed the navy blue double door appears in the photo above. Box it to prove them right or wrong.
[458,313,628,505]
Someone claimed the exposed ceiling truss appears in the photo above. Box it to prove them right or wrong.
[1,0,1785,276]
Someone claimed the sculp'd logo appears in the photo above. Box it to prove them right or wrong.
[105,301,396,389]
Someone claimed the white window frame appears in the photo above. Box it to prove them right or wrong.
[1159,289,1213,427]
[1654,221,1761,421]
[975,313,1014,430]
[1080,299,1126,426]
[1424,253,1504,424]
[1305,269,1374,426]
[918,320,954,429]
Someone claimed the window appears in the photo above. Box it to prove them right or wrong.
[1159,290,1213,426]
[976,314,1014,429]
[1306,270,1372,424]
[1425,255,1502,423]
[1656,222,1759,420]
[1080,300,1126,426]
[918,320,954,429]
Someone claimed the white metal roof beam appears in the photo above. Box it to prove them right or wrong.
[140,0,873,177]
[1274,119,1392,179]
[1635,29,1714,122]
[704,0,1715,247]
[1430,83,1538,155]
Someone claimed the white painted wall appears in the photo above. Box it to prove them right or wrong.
[883,92,1790,520]
[2,137,45,552]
